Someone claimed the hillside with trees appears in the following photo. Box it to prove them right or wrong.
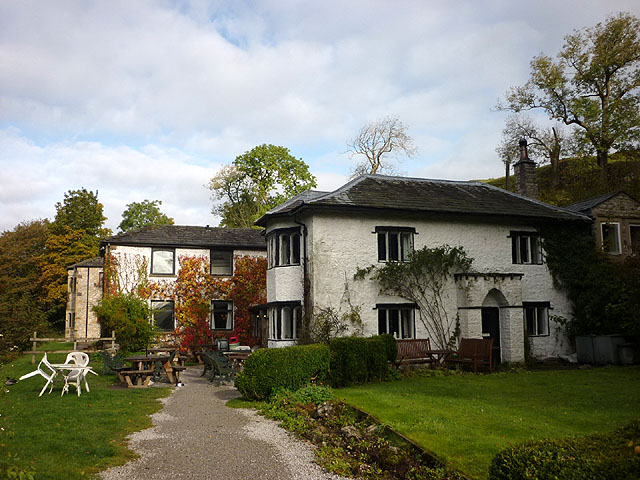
[484,149,640,206]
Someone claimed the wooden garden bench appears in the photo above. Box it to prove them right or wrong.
[447,338,494,373]
[394,339,437,368]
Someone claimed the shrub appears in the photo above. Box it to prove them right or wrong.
[235,344,330,400]
[93,293,155,353]
[379,333,398,362]
[329,335,390,387]
[489,419,640,480]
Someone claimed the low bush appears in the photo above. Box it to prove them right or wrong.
[235,344,330,400]
[329,335,389,387]
[489,419,640,480]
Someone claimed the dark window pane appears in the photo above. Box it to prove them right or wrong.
[519,236,530,263]
[291,233,300,264]
[631,226,640,255]
[211,251,233,275]
[212,301,232,330]
[377,233,386,261]
[280,234,290,265]
[530,236,540,264]
[389,309,400,337]
[525,307,535,335]
[388,233,399,261]
[511,237,518,264]
[152,301,174,331]
[378,309,387,334]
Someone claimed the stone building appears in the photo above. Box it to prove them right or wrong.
[566,191,640,259]
[255,174,590,363]
[66,257,104,340]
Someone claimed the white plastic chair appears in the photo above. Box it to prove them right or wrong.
[18,353,58,397]
[61,352,91,396]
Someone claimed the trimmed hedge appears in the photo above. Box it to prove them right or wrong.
[489,419,640,480]
[329,336,389,387]
[235,344,330,400]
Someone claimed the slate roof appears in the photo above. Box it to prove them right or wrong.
[102,225,266,249]
[256,175,590,225]
[565,192,623,215]
[67,257,104,269]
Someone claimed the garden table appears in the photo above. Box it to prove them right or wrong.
[50,363,98,396]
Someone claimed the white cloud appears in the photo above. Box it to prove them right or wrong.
[1,0,639,232]
[0,129,218,231]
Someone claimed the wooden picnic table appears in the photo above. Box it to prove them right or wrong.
[122,354,173,388]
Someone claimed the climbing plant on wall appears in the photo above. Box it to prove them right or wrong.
[355,245,473,350]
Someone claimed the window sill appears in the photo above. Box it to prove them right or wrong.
[267,263,301,270]
[150,273,177,278]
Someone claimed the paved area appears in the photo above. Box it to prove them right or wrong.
[100,368,345,480]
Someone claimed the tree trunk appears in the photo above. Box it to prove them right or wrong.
[505,163,510,191]
[596,150,609,183]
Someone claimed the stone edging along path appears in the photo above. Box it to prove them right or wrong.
[100,368,347,480]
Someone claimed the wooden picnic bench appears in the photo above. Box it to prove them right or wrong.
[447,338,494,373]
[394,338,439,368]
[120,368,156,388]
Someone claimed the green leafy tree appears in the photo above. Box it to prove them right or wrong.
[49,188,109,237]
[209,144,317,228]
[41,189,111,327]
[499,13,640,178]
[118,199,174,232]
[93,293,155,353]
[0,220,49,355]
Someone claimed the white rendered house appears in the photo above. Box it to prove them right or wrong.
[255,173,590,363]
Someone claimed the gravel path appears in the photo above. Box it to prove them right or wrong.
[100,367,346,480]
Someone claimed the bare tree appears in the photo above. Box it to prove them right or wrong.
[498,114,572,187]
[347,116,417,177]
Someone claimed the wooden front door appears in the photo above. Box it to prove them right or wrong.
[481,307,501,368]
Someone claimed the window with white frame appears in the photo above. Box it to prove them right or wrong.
[267,228,301,268]
[376,304,416,339]
[269,302,302,340]
[152,300,175,331]
[211,301,233,330]
[523,302,549,336]
[601,222,622,255]
[510,231,542,264]
[376,227,415,262]
[211,250,233,276]
[151,248,175,275]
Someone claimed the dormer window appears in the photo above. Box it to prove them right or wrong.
[376,227,414,262]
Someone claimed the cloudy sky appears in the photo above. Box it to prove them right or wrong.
[1,0,639,232]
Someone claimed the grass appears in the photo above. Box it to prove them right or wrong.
[0,352,171,479]
[335,366,640,479]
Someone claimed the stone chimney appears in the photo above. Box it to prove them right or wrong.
[513,138,538,199]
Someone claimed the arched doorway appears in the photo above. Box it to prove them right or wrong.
[481,289,508,368]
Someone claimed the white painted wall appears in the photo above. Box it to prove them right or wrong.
[265,210,574,360]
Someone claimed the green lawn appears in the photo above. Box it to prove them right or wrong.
[0,352,171,479]
[335,367,640,479]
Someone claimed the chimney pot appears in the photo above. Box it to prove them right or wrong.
[513,138,538,199]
